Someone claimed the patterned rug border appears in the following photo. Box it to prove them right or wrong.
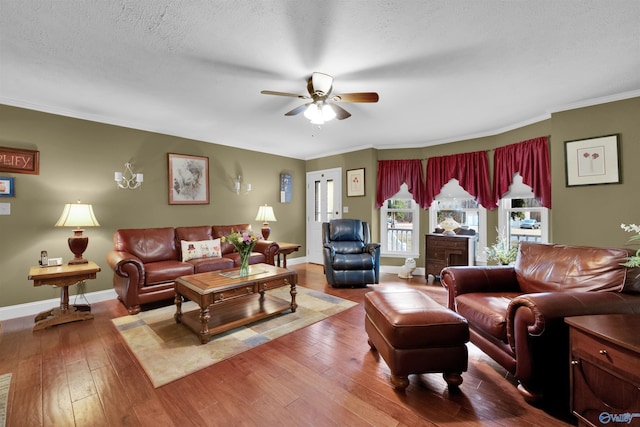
[0,372,11,427]
[113,286,358,388]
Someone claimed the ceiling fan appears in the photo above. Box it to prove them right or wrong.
[260,72,379,124]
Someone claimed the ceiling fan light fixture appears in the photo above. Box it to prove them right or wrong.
[321,104,336,121]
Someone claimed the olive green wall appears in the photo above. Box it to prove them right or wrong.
[0,105,306,307]
[2,97,639,308]
[306,97,640,268]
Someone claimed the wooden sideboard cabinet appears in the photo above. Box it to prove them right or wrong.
[565,314,640,427]
[424,233,475,279]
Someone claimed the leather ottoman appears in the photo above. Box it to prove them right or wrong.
[364,288,469,390]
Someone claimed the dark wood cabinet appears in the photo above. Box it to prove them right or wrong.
[565,315,640,427]
[424,233,475,279]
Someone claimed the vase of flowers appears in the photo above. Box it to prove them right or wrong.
[221,229,260,277]
[620,223,640,267]
[485,228,518,265]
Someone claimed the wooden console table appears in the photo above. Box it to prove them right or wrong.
[276,242,301,268]
[28,261,100,331]
[566,314,640,427]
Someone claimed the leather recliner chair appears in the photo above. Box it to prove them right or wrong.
[322,219,381,287]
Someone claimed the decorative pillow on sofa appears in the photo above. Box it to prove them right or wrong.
[181,239,222,261]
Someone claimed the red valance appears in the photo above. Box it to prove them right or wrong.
[375,160,426,208]
[493,136,551,208]
[425,151,495,210]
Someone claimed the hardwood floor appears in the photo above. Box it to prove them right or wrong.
[0,264,576,426]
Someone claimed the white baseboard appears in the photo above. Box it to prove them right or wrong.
[0,289,118,321]
[0,261,424,322]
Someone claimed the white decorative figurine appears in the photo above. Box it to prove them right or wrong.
[398,257,417,279]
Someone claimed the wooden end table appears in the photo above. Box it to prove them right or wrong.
[27,261,100,331]
[276,242,301,268]
[174,263,297,344]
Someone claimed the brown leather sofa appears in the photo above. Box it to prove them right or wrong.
[106,224,279,314]
[441,242,640,406]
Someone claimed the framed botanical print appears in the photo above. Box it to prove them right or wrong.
[347,168,365,197]
[168,153,210,204]
[564,134,620,187]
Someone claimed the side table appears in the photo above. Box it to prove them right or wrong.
[276,242,301,268]
[28,261,101,331]
[565,314,640,427]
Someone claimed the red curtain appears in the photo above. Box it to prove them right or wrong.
[424,151,496,210]
[493,136,551,208]
[375,160,426,208]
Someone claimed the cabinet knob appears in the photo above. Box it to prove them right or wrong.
[599,349,608,356]
[571,360,579,365]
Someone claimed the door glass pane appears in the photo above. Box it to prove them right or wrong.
[314,181,321,222]
[326,180,334,220]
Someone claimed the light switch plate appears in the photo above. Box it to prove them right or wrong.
[343,206,349,213]
[0,203,10,215]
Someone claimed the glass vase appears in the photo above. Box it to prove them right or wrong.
[239,253,250,277]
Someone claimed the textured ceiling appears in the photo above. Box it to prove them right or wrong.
[2,1,640,160]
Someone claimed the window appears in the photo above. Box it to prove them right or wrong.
[498,174,549,244]
[428,179,487,263]
[380,184,420,257]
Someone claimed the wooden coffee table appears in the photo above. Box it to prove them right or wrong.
[174,263,298,344]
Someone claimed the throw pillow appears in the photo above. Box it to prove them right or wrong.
[181,239,222,261]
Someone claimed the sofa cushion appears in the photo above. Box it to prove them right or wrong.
[515,242,631,293]
[188,256,234,273]
[180,239,222,261]
[114,227,178,263]
[144,260,194,285]
[175,225,213,242]
[332,253,374,270]
[455,292,522,343]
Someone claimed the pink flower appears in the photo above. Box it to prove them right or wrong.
[592,153,600,159]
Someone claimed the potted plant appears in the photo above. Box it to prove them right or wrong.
[621,223,640,267]
[485,228,518,265]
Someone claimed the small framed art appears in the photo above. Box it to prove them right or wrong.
[0,177,15,197]
[564,134,620,187]
[346,168,365,197]
[168,153,210,204]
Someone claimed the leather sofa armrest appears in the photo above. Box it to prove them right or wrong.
[254,240,279,266]
[106,250,145,286]
[507,291,640,346]
[441,266,519,310]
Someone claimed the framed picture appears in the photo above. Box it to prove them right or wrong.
[0,146,39,175]
[0,177,15,197]
[280,173,292,203]
[564,134,620,187]
[346,168,365,197]
[168,153,210,204]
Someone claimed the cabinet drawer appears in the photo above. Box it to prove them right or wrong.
[427,238,466,249]
[213,285,256,302]
[571,329,640,384]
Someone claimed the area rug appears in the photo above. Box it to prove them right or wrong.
[113,286,358,388]
[0,373,11,427]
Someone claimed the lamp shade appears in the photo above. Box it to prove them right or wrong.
[255,205,277,222]
[55,202,100,228]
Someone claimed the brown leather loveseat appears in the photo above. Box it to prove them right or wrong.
[441,242,640,406]
[106,224,279,314]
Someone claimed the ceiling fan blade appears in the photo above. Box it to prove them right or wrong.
[332,92,379,103]
[331,103,352,120]
[284,103,310,116]
[261,90,309,99]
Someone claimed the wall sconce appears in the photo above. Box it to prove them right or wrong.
[235,176,251,195]
[114,163,143,189]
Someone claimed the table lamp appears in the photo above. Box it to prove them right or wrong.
[54,201,100,264]
[255,204,277,239]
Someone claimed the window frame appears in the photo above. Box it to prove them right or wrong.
[379,184,420,258]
